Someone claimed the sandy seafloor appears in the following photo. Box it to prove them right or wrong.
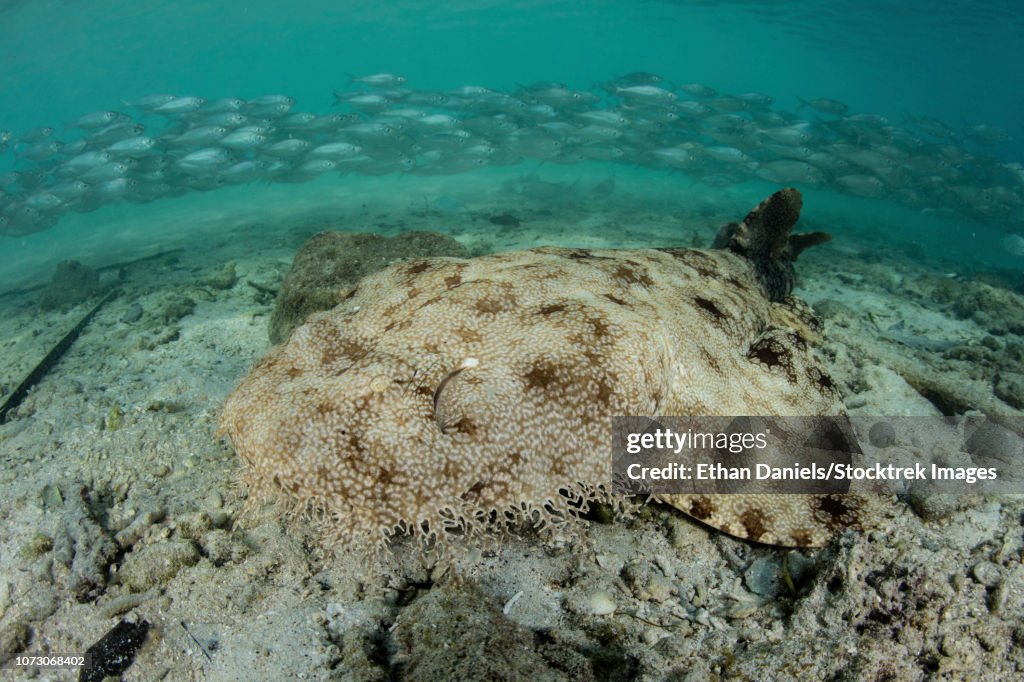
[0,165,1022,681]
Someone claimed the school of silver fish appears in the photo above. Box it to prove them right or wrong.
[0,72,1020,237]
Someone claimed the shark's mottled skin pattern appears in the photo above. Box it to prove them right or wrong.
[220,189,868,548]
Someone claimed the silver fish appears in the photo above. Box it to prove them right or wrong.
[0,171,23,189]
[198,113,249,128]
[608,72,664,88]
[48,181,91,199]
[304,113,359,131]
[371,89,411,103]
[447,85,494,98]
[572,125,623,143]
[829,144,896,171]
[756,143,816,161]
[18,141,64,161]
[383,108,427,120]
[536,122,576,137]
[123,94,177,110]
[459,143,496,157]
[372,116,410,133]
[92,177,136,198]
[576,145,625,161]
[411,114,460,130]
[363,154,416,175]
[261,160,295,177]
[153,96,207,114]
[834,173,887,198]
[804,152,850,173]
[737,92,774,108]
[177,147,233,167]
[614,85,676,105]
[70,110,128,129]
[523,104,558,120]
[263,139,311,157]
[754,160,826,185]
[80,162,130,182]
[404,92,450,107]
[966,124,1012,146]
[502,129,562,158]
[24,192,64,210]
[280,112,318,128]
[308,142,362,159]
[219,130,267,149]
[229,124,274,137]
[674,101,714,117]
[652,146,699,168]
[1002,234,1024,256]
[220,160,268,181]
[62,150,113,171]
[905,115,957,140]
[1,73,1021,238]
[707,96,750,112]
[678,83,717,98]
[247,95,296,107]
[171,126,229,146]
[342,122,395,140]
[576,110,631,128]
[523,86,593,108]
[472,93,529,114]
[90,122,146,146]
[134,181,174,201]
[291,158,337,176]
[418,130,473,153]
[347,73,406,87]
[244,102,293,118]
[17,126,55,143]
[757,123,817,145]
[705,145,753,164]
[61,139,88,156]
[200,98,246,113]
[106,136,157,156]
[6,206,56,235]
[335,93,392,112]
[797,97,849,116]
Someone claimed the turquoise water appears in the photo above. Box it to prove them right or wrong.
[1,0,1022,285]
[2,1,1020,134]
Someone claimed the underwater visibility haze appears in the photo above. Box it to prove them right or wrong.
[1,0,1023,281]
[1,1,1024,680]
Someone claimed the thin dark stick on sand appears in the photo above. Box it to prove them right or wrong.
[0,290,116,423]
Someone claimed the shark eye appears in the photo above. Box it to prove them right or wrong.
[432,358,479,419]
